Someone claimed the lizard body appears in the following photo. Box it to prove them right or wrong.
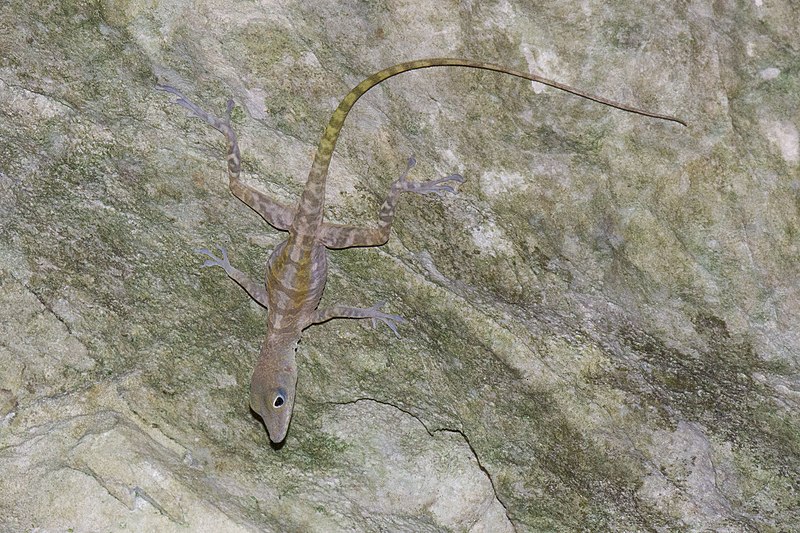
[158,58,684,443]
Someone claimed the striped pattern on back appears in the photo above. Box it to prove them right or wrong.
[265,238,328,334]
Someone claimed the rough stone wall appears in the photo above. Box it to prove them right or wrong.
[1,0,797,531]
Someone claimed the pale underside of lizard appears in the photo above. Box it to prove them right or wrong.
[157,58,685,444]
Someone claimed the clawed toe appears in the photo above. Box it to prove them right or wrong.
[195,246,230,270]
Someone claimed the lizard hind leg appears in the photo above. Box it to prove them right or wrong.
[319,157,464,248]
[156,84,244,188]
[156,84,296,230]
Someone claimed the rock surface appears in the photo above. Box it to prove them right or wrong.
[1,0,798,531]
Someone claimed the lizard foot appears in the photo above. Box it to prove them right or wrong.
[365,301,404,338]
[195,246,234,275]
[156,84,235,137]
[394,156,464,196]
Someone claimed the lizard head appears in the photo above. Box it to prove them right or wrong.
[250,345,298,443]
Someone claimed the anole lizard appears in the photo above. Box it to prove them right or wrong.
[157,58,685,443]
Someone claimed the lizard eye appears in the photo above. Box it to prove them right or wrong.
[273,393,285,408]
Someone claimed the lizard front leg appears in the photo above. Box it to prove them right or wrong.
[309,301,404,337]
[157,85,295,231]
[196,246,269,308]
[320,157,463,249]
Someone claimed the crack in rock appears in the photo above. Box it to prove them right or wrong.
[327,396,515,531]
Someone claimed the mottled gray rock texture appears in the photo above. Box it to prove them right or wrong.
[1,0,797,531]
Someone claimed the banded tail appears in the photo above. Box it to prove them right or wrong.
[291,58,687,233]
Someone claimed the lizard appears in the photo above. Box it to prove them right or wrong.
[157,58,685,444]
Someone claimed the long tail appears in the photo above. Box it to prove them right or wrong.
[292,58,686,232]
